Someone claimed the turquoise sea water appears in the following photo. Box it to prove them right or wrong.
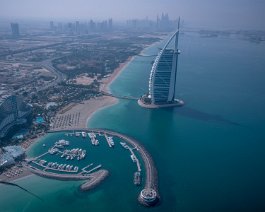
[1,31,265,212]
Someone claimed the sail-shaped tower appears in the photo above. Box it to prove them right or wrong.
[138,19,184,108]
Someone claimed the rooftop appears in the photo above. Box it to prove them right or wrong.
[3,145,25,159]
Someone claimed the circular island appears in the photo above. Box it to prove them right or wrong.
[138,95,184,109]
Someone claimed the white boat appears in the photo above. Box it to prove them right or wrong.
[131,155,137,162]
[82,132,86,138]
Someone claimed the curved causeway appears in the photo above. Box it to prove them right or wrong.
[85,128,160,206]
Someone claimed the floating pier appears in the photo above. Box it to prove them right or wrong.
[104,134,114,147]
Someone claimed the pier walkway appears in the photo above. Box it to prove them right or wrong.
[100,91,139,101]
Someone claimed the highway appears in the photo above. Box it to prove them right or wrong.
[39,60,67,91]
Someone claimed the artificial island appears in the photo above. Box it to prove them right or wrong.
[138,19,184,108]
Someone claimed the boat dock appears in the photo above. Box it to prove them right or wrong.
[32,160,79,173]
[134,171,141,185]
[120,142,141,172]
[86,165,102,174]
[81,163,94,172]
[88,132,99,146]
[104,134,114,147]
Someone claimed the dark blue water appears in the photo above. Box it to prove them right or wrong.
[89,31,265,212]
[1,31,265,212]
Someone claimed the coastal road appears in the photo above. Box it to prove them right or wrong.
[39,60,67,91]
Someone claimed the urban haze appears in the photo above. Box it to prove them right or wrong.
[0,0,265,212]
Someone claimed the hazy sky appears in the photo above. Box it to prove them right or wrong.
[1,0,265,29]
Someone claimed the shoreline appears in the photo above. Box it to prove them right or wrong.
[1,43,154,183]
[0,163,33,183]
[101,56,134,93]
[0,55,133,183]
[50,96,117,131]
[50,55,135,131]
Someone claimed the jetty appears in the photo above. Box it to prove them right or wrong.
[86,128,159,206]
[80,170,109,191]
[104,134,114,147]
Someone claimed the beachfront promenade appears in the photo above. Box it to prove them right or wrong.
[48,128,159,206]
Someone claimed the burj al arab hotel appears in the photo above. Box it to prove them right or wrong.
[138,20,184,108]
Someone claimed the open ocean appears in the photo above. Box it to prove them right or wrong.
[1,30,265,212]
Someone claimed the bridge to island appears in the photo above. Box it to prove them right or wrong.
[100,91,139,101]
[42,128,159,206]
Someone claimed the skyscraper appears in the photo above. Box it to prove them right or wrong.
[50,21,54,30]
[75,21,80,34]
[138,19,184,108]
[108,18,113,30]
[10,23,19,37]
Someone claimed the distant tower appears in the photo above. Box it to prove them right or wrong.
[50,21,54,30]
[156,15,160,29]
[138,18,184,108]
[89,20,96,31]
[10,23,19,37]
[108,18,113,30]
[67,22,74,34]
[75,21,80,34]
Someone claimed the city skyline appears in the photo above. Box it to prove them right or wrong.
[0,0,265,29]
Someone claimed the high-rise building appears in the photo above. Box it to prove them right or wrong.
[108,18,113,30]
[50,21,54,30]
[75,21,80,34]
[138,19,184,108]
[10,23,19,37]
[156,13,176,31]
[89,20,96,31]
[0,95,32,141]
